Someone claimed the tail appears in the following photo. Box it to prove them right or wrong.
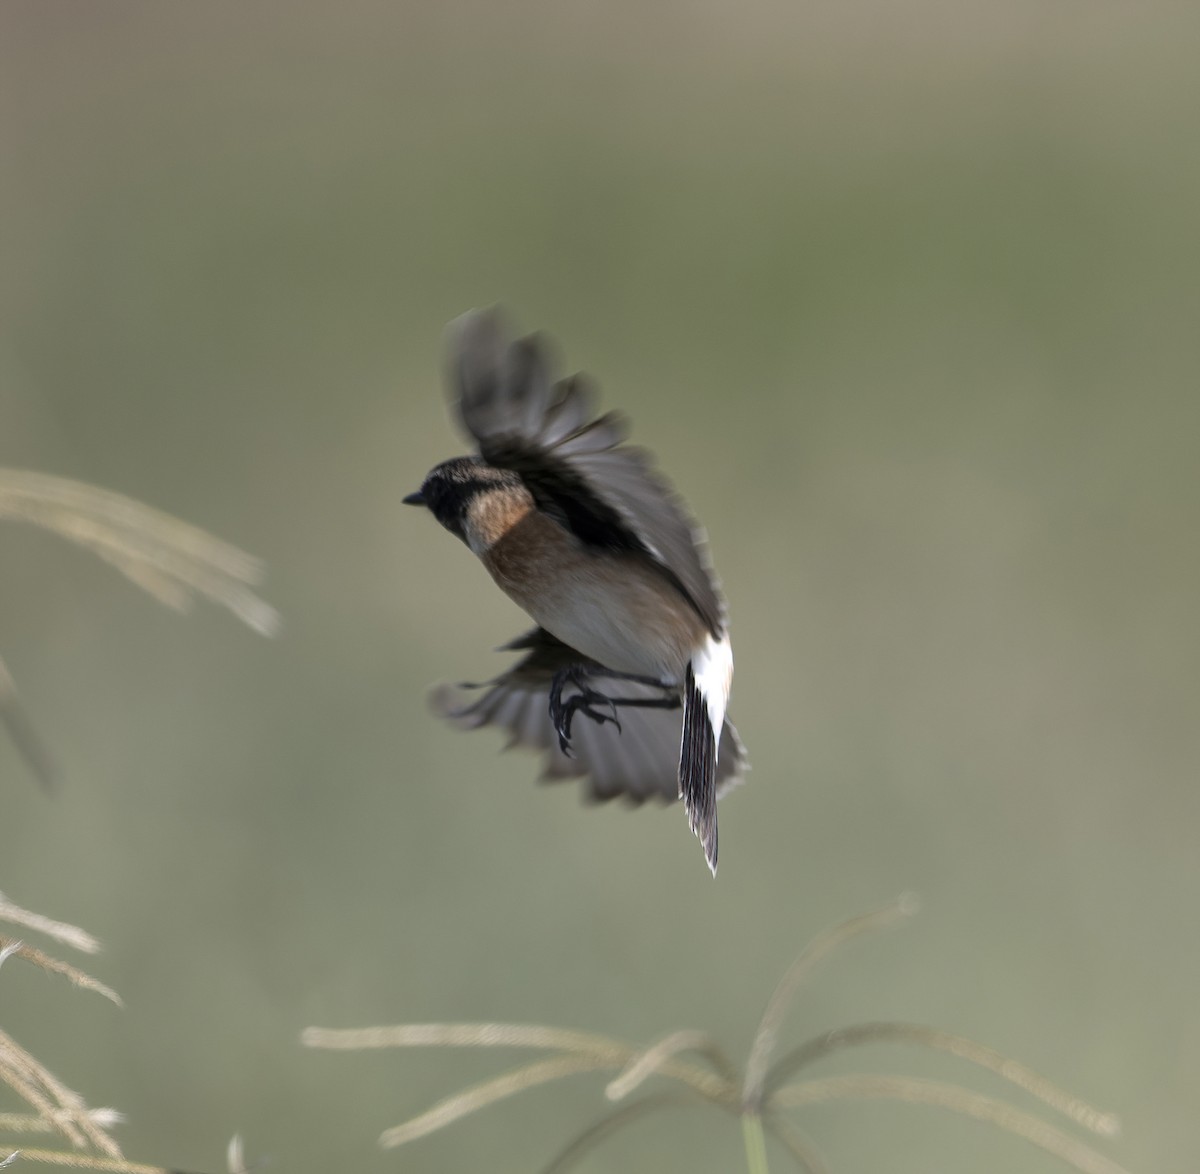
[680,634,734,876]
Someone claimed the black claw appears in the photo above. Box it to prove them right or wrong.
[549,664,633,756]
[555,704,574,756]
[548,663,675,757]
[580,689,621,730]
[554,688,623,755]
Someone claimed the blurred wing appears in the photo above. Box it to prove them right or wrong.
[447,308,726,635]
[431,628,746,805]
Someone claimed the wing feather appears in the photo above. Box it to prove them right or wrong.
[430,628,746,807]
[447,309,726,635]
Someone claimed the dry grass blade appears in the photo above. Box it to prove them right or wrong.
[379,1054,613,1148]
[0,472,260,577]
[3,1151,172,1173]
[306,904,1127,1173]
[539,1093,698,1174]
[373,1048,735,1151]
[742,894,917,1108]
[0,897,100,956]
[606,1031,738,1100]
[0,941,121,1008]
[0,899,146,1172]
[303,1022,628,1055]
[0,1037,88,1150]
[224,1134,247,1174]
[0,1113,122,1137]
[0,1117,49,1136]
[305,1020,737,1152]
[770,1074,1132,1174]
[766,1021,1119,1135]
[0,660,59,791]
[0,1031,122,1158]
[0,469,280,637]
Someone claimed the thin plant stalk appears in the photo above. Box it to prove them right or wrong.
[742,895,917,1109]
[539,1093,696,1174]
[766,1021,1118,1135]
[742,1112,770,1174]
[303,897,1127,1174]
[771,1075,1129,1174]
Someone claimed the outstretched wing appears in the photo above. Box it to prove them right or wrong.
[447,308,726,636]
[431,628,746,806]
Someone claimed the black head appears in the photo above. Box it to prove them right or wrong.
[404,456,524,543]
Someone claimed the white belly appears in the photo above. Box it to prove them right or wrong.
[530,569,690,681]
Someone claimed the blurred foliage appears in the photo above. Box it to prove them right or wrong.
[0,892,156,1172]
[2,3,1197,1172]
[304,899,1127,1174]
[0,468,277,789]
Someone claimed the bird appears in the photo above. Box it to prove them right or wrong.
[404,309,746,874]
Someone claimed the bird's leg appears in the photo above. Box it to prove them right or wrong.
[597,694,682,711]
[548,665,678,756]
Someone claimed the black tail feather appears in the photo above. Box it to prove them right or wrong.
[679,662,718,875]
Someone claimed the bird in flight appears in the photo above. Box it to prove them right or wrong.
[405,310,746,874]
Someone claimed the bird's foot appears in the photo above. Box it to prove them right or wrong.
[555,690,622,755]
[549,666,623,756]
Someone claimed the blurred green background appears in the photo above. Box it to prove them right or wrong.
[2,3,1198,1171]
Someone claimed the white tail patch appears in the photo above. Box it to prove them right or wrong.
[691,633,733,747]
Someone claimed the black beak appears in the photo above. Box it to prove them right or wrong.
[403,490,426,507]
